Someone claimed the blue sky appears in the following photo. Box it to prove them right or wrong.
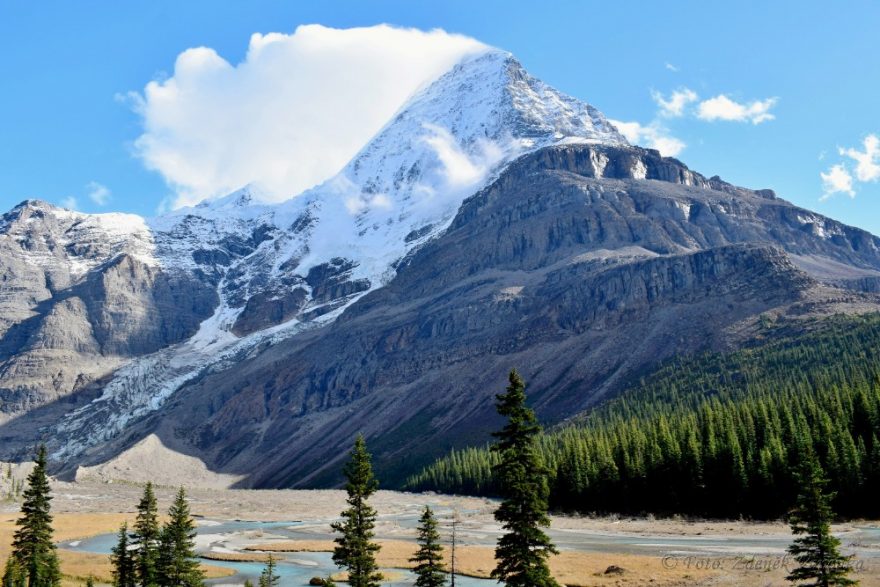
[1,1,878,234]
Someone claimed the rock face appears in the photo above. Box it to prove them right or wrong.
[0,204,217,418]
[19,144,878,487]
[0,49,879,487]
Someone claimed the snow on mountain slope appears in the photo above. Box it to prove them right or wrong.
[0,201,156,281]
[33,48,628,459]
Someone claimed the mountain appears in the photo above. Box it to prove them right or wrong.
[1,48,879,486]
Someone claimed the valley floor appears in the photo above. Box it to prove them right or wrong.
[2,481,879,586]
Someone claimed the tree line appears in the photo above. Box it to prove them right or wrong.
[2,347,867,586]
[406,314,880,519]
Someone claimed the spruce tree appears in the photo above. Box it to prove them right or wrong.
[156,488,204,587]
[8,445,61,587]
[409,506,446,587]
[786,456,858,586]
[257,555,279,587]
[491,370,559,587]
[133,482,160,587]
[2,557,25,587]
[111,522,136,587]
[331,435,382,587]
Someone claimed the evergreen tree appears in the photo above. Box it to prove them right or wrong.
[257,555,279,587]
[111,522,136,587]
[786,456,858,586]
[2,558,25,587]
[243,581,253,587]
[156,488,204,587]
[132,482,160,587]
[491,370,559,587]
[85,577,95,587]
[331,435,382,587]
[407,314,880,520]
[9,445,61,587]
[409,506,446,587]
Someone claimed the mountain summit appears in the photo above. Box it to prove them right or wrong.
[1,49,879,485]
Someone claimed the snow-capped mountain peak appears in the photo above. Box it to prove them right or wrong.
[5,48,630,458]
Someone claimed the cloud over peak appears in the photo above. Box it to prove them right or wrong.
[609,120,685,157]
[129,24,487,208]
[87,181,111,205]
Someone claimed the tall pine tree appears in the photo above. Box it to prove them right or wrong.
[409,506,446,587]
[257,555,279,587]
[491,370,559,587]
[331,435,382,587]
[6,445,61,587]
[110,522,136,587]
[132,482,160,587]
[786,456,858,586]
[156,488,204,587]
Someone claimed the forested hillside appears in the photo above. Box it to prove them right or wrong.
[406,314,880,519]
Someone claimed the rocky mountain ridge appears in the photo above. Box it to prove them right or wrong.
[0,49,879,486]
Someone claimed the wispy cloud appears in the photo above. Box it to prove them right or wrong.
[664,62,680,72]
[610,119,685,157]
[60,196,78,210]
[821,134,880,199]
[841,134,880,182]
[696,95,778,124]
[86,181,111,205]
[420,123,505,188]
[652,88,698,118]
[616,85,777,157]
[820,164,855,199]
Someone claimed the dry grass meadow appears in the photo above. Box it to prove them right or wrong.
[1,483,877,586]
[0,512,233,586]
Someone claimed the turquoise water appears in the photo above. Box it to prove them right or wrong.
[60,520,496,587]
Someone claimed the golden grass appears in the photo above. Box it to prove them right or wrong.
[57,549,234,586]
[200,551,271,563]
[246,539,334,553]
[3,512,875,586]
[1,513,234,586]
[244,539,721,586]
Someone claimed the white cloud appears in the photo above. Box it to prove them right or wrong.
[821,134,880,199]
[87,181,111,205]
[665,62,680,72]
[652,88,698,117]
[820,164,855,199]
[60,196,78,210]
[696,95,777,124]
[609,119,685,157]
[129,24,487,208]
[420,123,505,188]
[344,192,393,215]
[840,134,880,182]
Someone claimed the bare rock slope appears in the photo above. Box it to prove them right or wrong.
[49,144,880,487]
